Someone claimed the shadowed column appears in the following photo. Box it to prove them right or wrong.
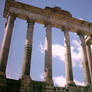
[21,19,34,78]
[86,44,92,84]
[78,34,91,86]
[64,30,75,86]
[44,24,53,85]
[0,16,15,77]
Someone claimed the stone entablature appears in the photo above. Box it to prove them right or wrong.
[4,0,92,35]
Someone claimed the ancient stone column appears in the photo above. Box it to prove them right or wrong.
[20,20,34,92]
[0,15,15,77]
[64,30,75,86]
[44,24,53,85]
[86,44,92,84]
[78,34,91,86]
[21,19,34,78]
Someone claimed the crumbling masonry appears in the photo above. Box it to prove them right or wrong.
[0,0,92,92]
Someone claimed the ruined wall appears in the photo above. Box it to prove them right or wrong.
[0,78,91,92]
[6,79,20,92]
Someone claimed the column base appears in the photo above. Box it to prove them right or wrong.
[0,71,6,92]
[45,85,54,92]
[84,82,91,87]
[19,74,32,80]
[44,79,54,86]
[65,81,75,87]
[44,80,54,92]
[20,75,33,92]
[89,84,92,88]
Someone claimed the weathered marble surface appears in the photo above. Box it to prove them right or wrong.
[4,0,92,35]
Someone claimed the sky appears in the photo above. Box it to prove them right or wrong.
[0,0,92,87]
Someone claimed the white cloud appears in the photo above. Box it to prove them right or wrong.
[39,39,82,67]
[78,18,83,20]
[39,43,45,53]
[52,44,65,61]
[72,39,80,47]
[53,76,66,87]
[53,76,84,87]
[40,74,66,87]
[7,74,14,79]
[75,80,84,86]
[40,74,44,80]
[40,74,84,87]
[39,44,65,61]
[91,45,92,49]
[71,39,82,67]
[74,33,77,36]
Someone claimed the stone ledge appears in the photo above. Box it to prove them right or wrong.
[3,0,92,35]
[0,78,92,92]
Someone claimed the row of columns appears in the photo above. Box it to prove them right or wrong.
[79,34,91,86]
[86,37,92,84]
[0,15,92,86]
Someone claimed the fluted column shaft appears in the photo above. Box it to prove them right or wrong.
[78,34,91,86]
[21,20,34,77]
[64,31,75,85]
[44,24,53,84]
[86,44,92,84]
[0,16,15,77]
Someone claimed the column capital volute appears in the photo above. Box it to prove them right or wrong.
[5,15,16,27]
[78,33,86,47]
[44,23,52,31]
[44,21,52,27]
[61,26,69,32]
[27,19,35,25]
[77,32,85,37]
[85,36,92,45]
[7,13,16,20]
[86,41,92,45]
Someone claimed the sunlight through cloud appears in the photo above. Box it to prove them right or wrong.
[39,39,82,67]
[53,76,84,87]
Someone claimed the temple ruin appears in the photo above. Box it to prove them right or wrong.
[0,0,92,92]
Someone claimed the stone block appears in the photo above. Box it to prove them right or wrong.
[68,86,81,92]
[20,75,33,92]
